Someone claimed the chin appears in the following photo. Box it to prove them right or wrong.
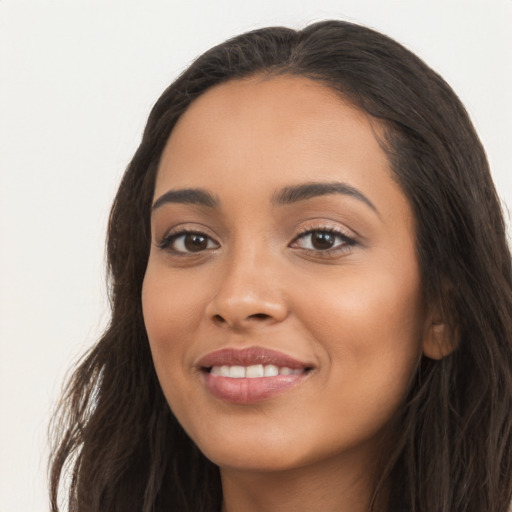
[206,447,313,474]
[186,422,313,473]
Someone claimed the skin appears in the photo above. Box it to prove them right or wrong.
[142,75,442,512]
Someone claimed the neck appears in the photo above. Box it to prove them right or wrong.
[219,450,389,512]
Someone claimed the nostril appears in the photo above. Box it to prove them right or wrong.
[249,313,272,320]
[213,314,226,324]
[209,307,283,328]
[211,312,272,326]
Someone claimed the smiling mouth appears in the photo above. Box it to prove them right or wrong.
[208,364,305,378]
[197,347,314,403]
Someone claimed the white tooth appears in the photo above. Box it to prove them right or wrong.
[291,369,302,375]
[220,365,230,377]
[279,367,293,375]
[246,364,264,378]
[229,365,246,378]
[264,364,279,377]
[211,366,223,376]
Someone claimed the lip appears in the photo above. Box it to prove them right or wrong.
[197,347,314,404]
[197,347,311,370]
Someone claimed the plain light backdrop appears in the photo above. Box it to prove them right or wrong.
[1,1,511,510]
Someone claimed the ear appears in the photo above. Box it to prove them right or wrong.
[422,304,459,360]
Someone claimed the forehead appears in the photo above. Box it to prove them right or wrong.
[155,75,406,221]
[173,74,362,137]
[161,75,385,167]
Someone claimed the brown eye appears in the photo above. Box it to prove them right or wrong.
[310,232,336,250]
[160,231,219,254]
[291,229,356,252]
[184,233,209,252]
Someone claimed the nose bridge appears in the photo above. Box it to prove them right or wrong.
[206,233,287,328]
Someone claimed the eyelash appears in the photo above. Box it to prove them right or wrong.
[157,229,219,255]
[290,226,357,256]
[157,226,357,256]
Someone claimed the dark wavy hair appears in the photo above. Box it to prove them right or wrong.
[49,20,512,512]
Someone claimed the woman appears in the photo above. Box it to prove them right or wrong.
[49,20,512,512]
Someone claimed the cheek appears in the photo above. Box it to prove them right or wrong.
[298,267,425,407]
[142,262,207,340]
[141,263,208,392]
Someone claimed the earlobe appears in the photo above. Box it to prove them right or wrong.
[422,320,458,360]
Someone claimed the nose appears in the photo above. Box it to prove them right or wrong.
[205,249,288,330]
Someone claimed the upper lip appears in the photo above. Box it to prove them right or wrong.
[197,347,312,370]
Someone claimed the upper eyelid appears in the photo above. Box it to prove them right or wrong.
[293,222,356,240]
[155,221,358,248]
[161,230,218,243]
[164,230,219,242]
[291,228,355,246]
[158,225,350,240]
[157,223,219,242]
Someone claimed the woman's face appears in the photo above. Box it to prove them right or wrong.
[142,75,430,474]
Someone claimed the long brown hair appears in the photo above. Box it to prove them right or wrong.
[49,20,512,511]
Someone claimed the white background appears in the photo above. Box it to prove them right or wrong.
[0,1,511,510]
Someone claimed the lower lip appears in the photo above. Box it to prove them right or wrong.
[202,372,308,404]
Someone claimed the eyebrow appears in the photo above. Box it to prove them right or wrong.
[271,181,379,214]
[152,188,219,211]
[151,181,378,215]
